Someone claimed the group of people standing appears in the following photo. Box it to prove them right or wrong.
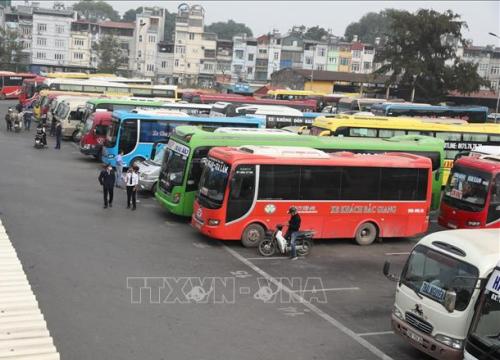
[98,151,139,210]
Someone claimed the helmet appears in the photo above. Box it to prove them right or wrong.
[276,224,283,230]
[288,206,297,214]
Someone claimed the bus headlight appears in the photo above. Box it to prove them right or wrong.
[208,219,220,226]
[434,334,463,350]
[392,306,403,320]
[466,220,480,227]
[173,193,181,203]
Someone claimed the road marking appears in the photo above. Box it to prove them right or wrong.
[224,245,394,360]
[385,252,410,256]
[357,331,394,337]
[70,142,79,150]
[292,287,360,293]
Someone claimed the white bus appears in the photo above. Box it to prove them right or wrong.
[384,229,500,360]
[43,78,177,100]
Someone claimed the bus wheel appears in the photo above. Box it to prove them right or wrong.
[241,223,265,248]
[355,222,378,246]
[129,157,143,168]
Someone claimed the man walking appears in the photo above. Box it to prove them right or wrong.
[54,121,62,149]
[115,150,125,188]
[5,109,12,131]
[23,110,32,131]
[125,166,139,210]
[98,165,115,209]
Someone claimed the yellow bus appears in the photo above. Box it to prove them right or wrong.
[311,114,500,184]
[45,72,116,79]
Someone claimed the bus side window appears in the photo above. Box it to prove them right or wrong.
[487,174,500,224]
[226,165,256,223]
[349,128,377,137]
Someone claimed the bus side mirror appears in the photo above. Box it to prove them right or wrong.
[443,290,456,313]
[434,170,440,181]
[383,261,400,282]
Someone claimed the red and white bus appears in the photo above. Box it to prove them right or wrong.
[439,155,500,229]
[189,93,319,112]
[0,72,37,99]
[19,75,46,105]
[192,146,432,247]
[79,111,113,159]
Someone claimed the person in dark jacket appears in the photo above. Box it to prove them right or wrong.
[285,206,301,260]
[54,121,62,149]
[98,165,115,208]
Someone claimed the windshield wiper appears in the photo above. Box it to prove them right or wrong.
[403,277,423,299]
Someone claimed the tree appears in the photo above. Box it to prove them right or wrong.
[122,6,144,22]
[73,0,120,22]
[344,11,394,43]
[374,9,489,102]
[205,20,253,40]
[304,26,329,41]
[163,10,177,42]
[93,35,127,74]
[0,28,26,72]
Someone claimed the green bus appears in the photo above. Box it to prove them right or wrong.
[155,126,445,216]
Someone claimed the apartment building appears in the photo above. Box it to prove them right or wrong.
[68,20,94,70]
[280,33,303,70]
[156,41,174,82]
[100,21,135,75]
[215,39,233,79]
[198,32,217,87]
[303,40,327,71]
[460,45,500,91]
[3,5,33,66]
[230,34,257,81]
[134,7,165,78]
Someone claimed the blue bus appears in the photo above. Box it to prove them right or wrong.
[103,110,265,167]
[371,103,489,123]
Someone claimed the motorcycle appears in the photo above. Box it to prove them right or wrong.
[13,114,22,133]
[34,128,47,149]
[258,227,314,257]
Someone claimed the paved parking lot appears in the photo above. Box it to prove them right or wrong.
[0,100,442,360]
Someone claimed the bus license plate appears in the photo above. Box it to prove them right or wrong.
[406,329,423,344]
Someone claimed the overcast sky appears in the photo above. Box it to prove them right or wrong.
[14,1,500,46]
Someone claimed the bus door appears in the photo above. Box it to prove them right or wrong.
[119,120,138,156]
[226,165,256,224]
[487,174,500,226]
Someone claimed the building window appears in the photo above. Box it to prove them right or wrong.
[363,61,371,70]
[235,50,244,59]
[139,35,142,42]
[491,66,500,75]
[204,63,213,71]
[37,37,47,46]
[147,64,155,72]
[351,62,360,72]
[328,57,337,64]
[175,46,185,54]
[36,52,46,59]
[22,27,30,35]
[174,59,179,67]
[248,53,254,61]
[292,40,298,46]
[316,65,324,71]
[490,81,498,90]
[148,35,156,43]
[189,33,195,40]
[73,52,84,60]
[352,50,361,58]
[37,23,47,32]
[161,61,167,68]
[258,48,267,54]
[305,56,312,65]
[364,48,374,54]
[54,53,64,61]
[340,57,349,66]
[74,39,84,46]
[247,66,253,74]
[318,48,325,57]
[23,41,31,49]
[55,39,64,48]
[55,25,65,34]
[138,50,142,58]
[274,52,279,60]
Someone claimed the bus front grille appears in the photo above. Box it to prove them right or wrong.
[405,312,433,335]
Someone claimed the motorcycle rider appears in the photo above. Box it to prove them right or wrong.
[285,206,301,260]
[5,108,13,131]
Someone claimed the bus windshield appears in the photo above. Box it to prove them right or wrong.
[197,158,230,208]
[443,165,491,211]
[401,245,479,311]
[162,149,187,188]
[151,147,166,165]
[469,290,500,350]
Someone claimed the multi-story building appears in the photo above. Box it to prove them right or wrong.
[31,7,75,73]
[303,40,327,71]
[173,4,214,86]
[280,32,303,70]
[326,40,340,72]
[337,42,352,72]
[3,4,33,66]
[460,45,500,91]
[68,20,94,70]
[215,39,232,79]
[99,21,135,75]
[230,34,257,81]
[134,7,165,78]
[156,41,174,83]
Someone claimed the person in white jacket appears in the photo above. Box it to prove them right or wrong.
[275,224,287,255]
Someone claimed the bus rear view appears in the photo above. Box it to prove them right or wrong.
[439,156,500,229]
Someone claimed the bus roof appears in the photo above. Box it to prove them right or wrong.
[417,229,500,276]
[214,128,297,135]
[86,98,166,106]
[313,114,500,133]
[173,126,444,152]
[455,154,500,173]
[208,146,431,168]
[267,89,321,96]
[238,146,330,158]
[372,102,489,113]
[112,110,264,126]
